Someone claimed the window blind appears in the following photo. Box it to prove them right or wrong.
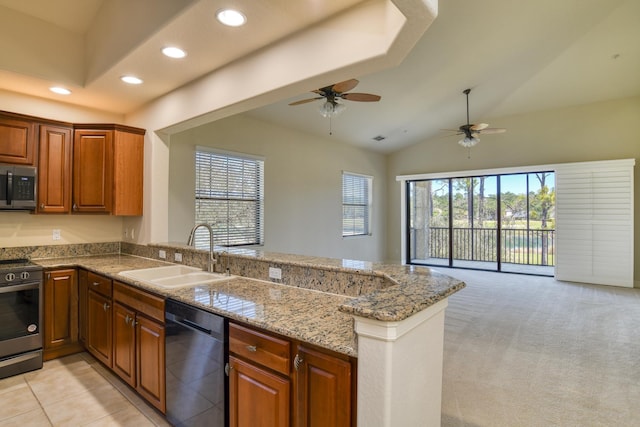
[195,149,264,249]
[342,172,372,237]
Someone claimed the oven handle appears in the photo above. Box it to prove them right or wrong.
[0,281,40,294]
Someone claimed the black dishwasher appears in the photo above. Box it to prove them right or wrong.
[165,299,227,427]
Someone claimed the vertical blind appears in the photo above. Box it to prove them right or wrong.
[342,172,372,237]
[195,149,264,249]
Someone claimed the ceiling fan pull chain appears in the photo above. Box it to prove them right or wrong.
[329,115,333,135]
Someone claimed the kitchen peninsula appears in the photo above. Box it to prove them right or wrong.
[14,242,465,426]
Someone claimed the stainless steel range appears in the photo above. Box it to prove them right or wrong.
[0,259,43,379]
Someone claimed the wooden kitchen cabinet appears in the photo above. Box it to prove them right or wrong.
[78,269,88,345]
[229,322,355,427]
[86,272,113,367]
[0,112,36,165]
[112,281,166,413]
[229,355,290,427]
[38,124,73,213]
[73,124,145,215]
[229,323,291,427]
[293,345,353,427]
[43,268,82,361]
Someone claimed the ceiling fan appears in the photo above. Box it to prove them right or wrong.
[445,88,506,148]
[289,79,381,118]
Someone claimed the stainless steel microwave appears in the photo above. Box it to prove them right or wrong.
[0,164,37,210]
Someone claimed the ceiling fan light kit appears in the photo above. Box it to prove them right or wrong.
[454,88,506,150]
[319,100,346,118]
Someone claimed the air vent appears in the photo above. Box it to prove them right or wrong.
[372,135,386,141]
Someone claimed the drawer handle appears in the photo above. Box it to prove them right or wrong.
[246,345,257,352]
[294,353,304,371]
[92,282,100,286]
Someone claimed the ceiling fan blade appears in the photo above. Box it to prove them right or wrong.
[341,93,381,102]
[331,79,359,93]
[480,128,506,134]
[470,123,489,131]
[289,97,321,106]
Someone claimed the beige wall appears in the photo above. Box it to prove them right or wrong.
[386,96,640,282]
[0,90,125,248]
[169,114,388,262]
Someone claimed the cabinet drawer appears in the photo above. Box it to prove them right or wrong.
[87,271,112,298]
[230,323,290,375]
[113,281,165,323]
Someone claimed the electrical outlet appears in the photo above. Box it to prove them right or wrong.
[268,267,282,280]
[52,229,61,241]
[175,252,182,262]
[131,228,135,239]
[159,250,166,259]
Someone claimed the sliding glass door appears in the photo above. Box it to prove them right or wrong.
[407,172,555,275]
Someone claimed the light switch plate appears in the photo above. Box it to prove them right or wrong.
[159,250,166,259]
[175,253,183,262]
[52,229,61,240]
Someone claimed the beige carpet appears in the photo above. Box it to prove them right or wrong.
[438,268,640,427]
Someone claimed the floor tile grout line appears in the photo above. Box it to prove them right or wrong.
[23,373,54,426]
[86,357,163,425]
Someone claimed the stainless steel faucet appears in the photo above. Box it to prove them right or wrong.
[187,223,216,272]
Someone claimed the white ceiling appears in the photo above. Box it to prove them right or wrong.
[0,0,638,154]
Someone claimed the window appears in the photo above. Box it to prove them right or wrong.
[342,172,372,237]
[194,147,264,249]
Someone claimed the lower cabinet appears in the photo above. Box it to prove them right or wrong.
[229,322,355,427]
[113,281,166,413]
[294,345,353,427]
[85,272,113,368]
[43,269,82,361]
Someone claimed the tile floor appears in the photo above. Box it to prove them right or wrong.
[0,352,172,426]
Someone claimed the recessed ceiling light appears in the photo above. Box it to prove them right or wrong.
[50,86,71,95]
[162,46,187,59]
[121,75,143,85]
[216,9,246,27]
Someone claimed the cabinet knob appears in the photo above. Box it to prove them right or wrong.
[294,353,304,371]
[73,203,78,211]
[40,203,45,209]
[246,345,257,352]
[124,315,130,325]
[103,302,110,312]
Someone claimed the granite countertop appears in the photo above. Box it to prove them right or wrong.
[34,254,358,356]
[35,251,466,358]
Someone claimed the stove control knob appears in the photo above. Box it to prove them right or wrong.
[20,271,30,280]
[5,273,16,282]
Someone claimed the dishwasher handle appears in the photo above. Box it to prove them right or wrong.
[176,317,212,335]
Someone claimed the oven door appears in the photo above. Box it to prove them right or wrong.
[0,281,42,358]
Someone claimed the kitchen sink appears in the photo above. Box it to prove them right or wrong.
[119,265,233,289]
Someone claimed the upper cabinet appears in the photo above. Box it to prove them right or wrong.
[73,124,145,215]
[38,124,73,213]
[0,112,37,165]
[0,111,146,216]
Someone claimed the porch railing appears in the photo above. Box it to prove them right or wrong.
[414,227,555,266]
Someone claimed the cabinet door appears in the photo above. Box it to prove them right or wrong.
[86,290,113,367]
[38,125,72,213]
[113,302,136,387]
[230,356,290,427]
[112,130,144,216]
[78,269,87,344]
[43,269,79,360]
[136,315,166,413]
[73,129,113,213]
[0,116,36,165]
[294,345,352,427]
